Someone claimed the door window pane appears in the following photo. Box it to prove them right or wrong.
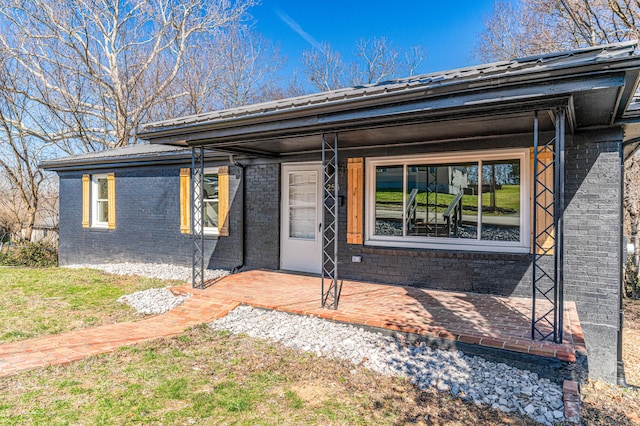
[289,171,316,239]
[481,160,521,241]
[374,166,403,236]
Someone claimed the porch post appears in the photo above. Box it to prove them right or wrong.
[191,146,205,289]
[321,133,340,309]
[531,109,565,343]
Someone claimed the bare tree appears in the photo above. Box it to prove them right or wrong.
[302,42,348,91]
[0,59,54,240]
[0,0,254,150]
[302,38,426,92]
[476,0,640,62]
[211,26,286,109]
[353,37,400,85]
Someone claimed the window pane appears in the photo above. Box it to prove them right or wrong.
[98,200,108,223]
[203,174,218,201]
[98,178,108,199]
[288,171,316,239]
[374,166,403,236]
[481,160,520,241]
[415,163,477,239]
[204,200,218,228]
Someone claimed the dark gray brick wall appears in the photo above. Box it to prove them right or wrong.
[58,163,243,270]
[243,163,280,269]
[563,128,623,382]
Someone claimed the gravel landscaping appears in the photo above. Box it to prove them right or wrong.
[212,305,565,426]
[117,288,189,315]
[65,262,229,282]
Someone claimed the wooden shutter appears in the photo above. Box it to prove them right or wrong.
[82,174,90,228]
[347,158,364,244]
[107,173,116,230]
[530,147,554,254]
[218,166,229,236]
[179,168,191,234]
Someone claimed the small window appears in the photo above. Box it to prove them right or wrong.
[92,174,109,228]
[203,170,219,234]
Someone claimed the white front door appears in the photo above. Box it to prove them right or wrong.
[281,163,322,274]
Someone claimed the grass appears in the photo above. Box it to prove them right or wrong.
[0,267,180,344]
[0,325,538,425]
[1,267,639,424]
[376,185,521,216]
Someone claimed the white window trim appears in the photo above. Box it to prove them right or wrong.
[202,167,219,236]
[91,173,109,228]
[365,148,530,253]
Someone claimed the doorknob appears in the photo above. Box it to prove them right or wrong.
[319,223,322,232]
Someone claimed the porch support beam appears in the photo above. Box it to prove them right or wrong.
[531,108,565,342]
[321,133,340,309]
[191,146,205,289]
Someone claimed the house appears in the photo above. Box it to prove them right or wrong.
[21,216,59,244]
[41,41,640,384]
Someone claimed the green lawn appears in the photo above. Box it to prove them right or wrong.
[0,326,537,425]
[376,185,521,216]
[0,267,179,343]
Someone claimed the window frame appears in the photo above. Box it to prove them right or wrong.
[202,167,219,236]
[365,148,530,253]
[91,173,109,228]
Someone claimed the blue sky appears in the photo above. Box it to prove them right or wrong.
[250,0,498,77]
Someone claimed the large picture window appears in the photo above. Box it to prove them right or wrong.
[366,149,529,252]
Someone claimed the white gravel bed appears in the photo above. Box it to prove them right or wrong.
[65,262,229,282]
[117,288,189,315]
[212,305,564,425]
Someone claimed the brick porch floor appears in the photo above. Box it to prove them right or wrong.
[174,269,587,362]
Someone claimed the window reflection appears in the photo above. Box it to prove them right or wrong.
[371,158,522,243]
[374,166,403,236]
[481,160,520,241]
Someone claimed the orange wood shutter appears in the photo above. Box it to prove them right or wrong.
[530,147,554,255]
[347,158,364,244]
[218,166,229,236]
[179,168,191,234]
[107,173,116,229]
[82,174,90,228]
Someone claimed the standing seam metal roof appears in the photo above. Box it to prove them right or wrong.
[141,41,640,133]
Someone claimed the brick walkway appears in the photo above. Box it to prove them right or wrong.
[0,269,585,378]
[0,295,239,377]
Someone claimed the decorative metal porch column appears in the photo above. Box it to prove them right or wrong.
[191,147,205,289]
[531,109,565,342]
[321,133,340,309]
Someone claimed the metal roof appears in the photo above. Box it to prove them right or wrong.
[140,41,640,136]
[39,143,226,171]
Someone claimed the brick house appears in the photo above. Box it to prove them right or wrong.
[41,42,640,384]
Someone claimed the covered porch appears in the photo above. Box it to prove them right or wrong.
[172,269,587,376]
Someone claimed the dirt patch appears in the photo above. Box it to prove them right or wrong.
[288,380,334,407]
